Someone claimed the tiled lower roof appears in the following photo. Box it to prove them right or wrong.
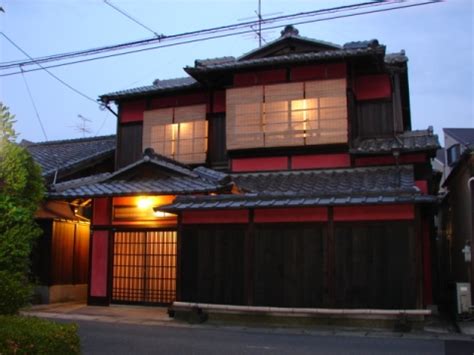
[160,165,436,211]
[232,165,416,196]
[161,193,435,211]
[351,129,439,154]
[49,176,226,198]
[24,135,115,179]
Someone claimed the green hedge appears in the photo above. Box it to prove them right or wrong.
[0,316,80,354]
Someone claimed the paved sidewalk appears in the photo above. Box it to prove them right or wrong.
[20,302,474,342]
[21,302,173,326]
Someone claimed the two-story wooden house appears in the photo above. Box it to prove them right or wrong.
[49,26,439,312]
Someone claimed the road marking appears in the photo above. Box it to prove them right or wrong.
[246,345,275,350]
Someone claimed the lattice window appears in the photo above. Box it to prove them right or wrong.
[226,79,347,150]
[143,105,207,164]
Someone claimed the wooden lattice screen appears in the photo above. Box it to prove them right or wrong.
[143,105,207,164]
[112,230,177,305]
[227,79,347,150]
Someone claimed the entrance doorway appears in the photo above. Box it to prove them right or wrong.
[112,230,176,305]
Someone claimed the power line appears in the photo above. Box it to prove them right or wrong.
[0,0,441,78]
[1,33,98,104]
[0,1,391,70]
[103,0,162,38]
[20,68,48,141]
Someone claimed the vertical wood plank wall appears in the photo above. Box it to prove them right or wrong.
[179,219,419,309]
[51,220,90,285]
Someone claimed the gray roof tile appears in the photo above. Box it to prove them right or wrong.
[351,129,440,154]
[101,77,199,101]
[24,135,115,179]
[185,45,384,75]
[160,165,436,211]
[49,150,231,198]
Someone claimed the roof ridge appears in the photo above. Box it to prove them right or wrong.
[26,134,116,146]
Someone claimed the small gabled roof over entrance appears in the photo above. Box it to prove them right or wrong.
[48,149,231,198]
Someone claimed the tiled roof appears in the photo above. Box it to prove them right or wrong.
[195,56,236,67]
[100,77,199,101]
[162,193,435,211]
[49,150,232,198]
[24,135,115,179]
[351,129,439,154]
[238,26,341,60]
[443,128,474,146]
[160,165,436,211]
[185,45,385,75]
[49,176,225,198]
[232,165,417,196]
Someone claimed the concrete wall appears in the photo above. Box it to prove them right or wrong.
[35,284,88,304]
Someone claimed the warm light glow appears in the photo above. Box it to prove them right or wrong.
[153,210,175,218]
[171,123,179,155]
[137,197,153,209]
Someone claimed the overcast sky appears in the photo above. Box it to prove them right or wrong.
[1,0,472,145]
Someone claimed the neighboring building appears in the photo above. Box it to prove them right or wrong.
[46,26,439,311]
[433,128,474,187]
[25,135,115,303]
[436,128,474,308]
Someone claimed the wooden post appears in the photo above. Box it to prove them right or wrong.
[325,207,336,307]
[244,209,255,306]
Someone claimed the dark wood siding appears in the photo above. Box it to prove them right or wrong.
[116,123,143,169]
[253,224,325,307]
[51,221,90,285]
[357,101,394,138]
[334,222,416,309]
[180,225,245,305]
[207,114,227,168]
[31,220,53,285]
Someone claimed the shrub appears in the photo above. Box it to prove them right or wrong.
[0,316,80,354]
[0,272,33,315]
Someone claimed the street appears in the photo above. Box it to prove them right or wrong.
[67,319,474,355]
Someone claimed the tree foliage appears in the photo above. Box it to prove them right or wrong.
[0,103,44,314]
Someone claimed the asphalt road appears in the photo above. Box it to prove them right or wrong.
[65,320,474,355]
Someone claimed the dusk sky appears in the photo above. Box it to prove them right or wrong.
[1,0,472,145]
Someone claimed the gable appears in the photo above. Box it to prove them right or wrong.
[238,26,340,61]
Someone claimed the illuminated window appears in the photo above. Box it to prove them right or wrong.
[227,79,348,150]
[143,105,208,164]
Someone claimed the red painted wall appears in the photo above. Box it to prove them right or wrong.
[291,62,346,81]
[334,204,415,221]
[354,74,392,101]
[182,210,249,224]
[231,156,289,172]
[120,100,146,123]
[354,153,427,167]
[212,90,226,113]
[233,69,287,87]
[92,197,110,225]
[254,207,328,223]
[415,180,428,194]
[150,92,209,111]
[291,153,350,170]
[90,231,108,297]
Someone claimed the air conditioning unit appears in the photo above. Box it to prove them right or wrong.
[456,283,472,314]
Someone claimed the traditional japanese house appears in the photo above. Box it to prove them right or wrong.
[49,26,440,312]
